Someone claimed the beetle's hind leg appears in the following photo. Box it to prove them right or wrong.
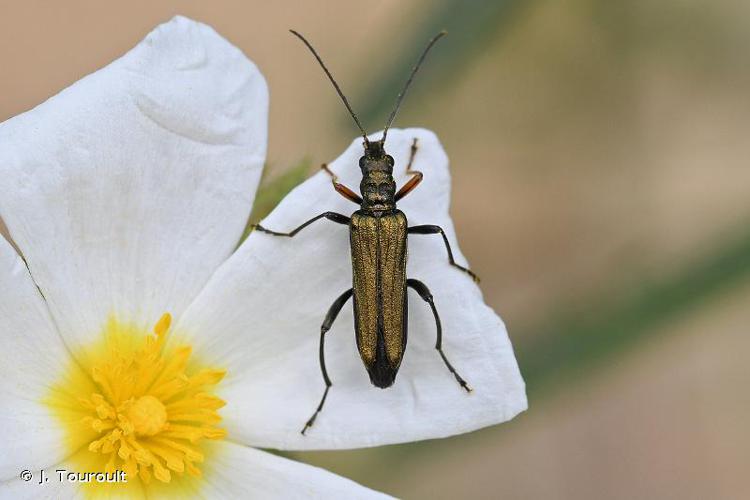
[406,279,472,392]
[301,288,354,435]
[408,225,480,282]
[395,138,424,202]
[321,163,363,204]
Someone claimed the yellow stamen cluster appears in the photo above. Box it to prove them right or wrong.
[76,313,226,484]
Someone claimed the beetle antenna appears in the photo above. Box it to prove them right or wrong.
[290,29,370,146]
[382,31,446,144]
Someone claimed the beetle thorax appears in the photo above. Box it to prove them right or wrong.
[360,169,396,212]
[358,140,396,211]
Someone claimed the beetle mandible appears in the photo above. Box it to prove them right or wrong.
[253,30,479,434]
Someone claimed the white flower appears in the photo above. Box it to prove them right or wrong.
[0,14,526,499]
[0,16,387,499]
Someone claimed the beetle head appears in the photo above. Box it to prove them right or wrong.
[358,139,394,173]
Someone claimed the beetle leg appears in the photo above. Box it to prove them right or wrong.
[405,138,419,175]
[406,279,472,392]
[408,225,480,282]
[252,211,349,237]
[395,138,423,202]
[321,163,363,204]
[301,288,354,435]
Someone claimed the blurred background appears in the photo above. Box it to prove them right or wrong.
[2,1,749,498]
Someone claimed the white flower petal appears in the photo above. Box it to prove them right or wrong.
[179,128,527,449]
[0,472,78,499]
[0,16,268,359]
[197,442,390,499]
[0,237,91,481]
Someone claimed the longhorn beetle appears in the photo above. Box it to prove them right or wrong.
[254,30,479,434]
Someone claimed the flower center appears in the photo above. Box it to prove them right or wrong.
[128,395,168,436]
[51,313,227,488]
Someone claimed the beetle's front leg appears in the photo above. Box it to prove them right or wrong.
[395,137,423,202]
[301,288,354,435]
[407,279,472,392]
[253,211,349,237]
[321,163,363,205]
[408,225,480,282]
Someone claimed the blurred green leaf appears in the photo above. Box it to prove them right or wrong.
[238,159,312,245]
[520,222,750,396]
[357,0,526,126]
